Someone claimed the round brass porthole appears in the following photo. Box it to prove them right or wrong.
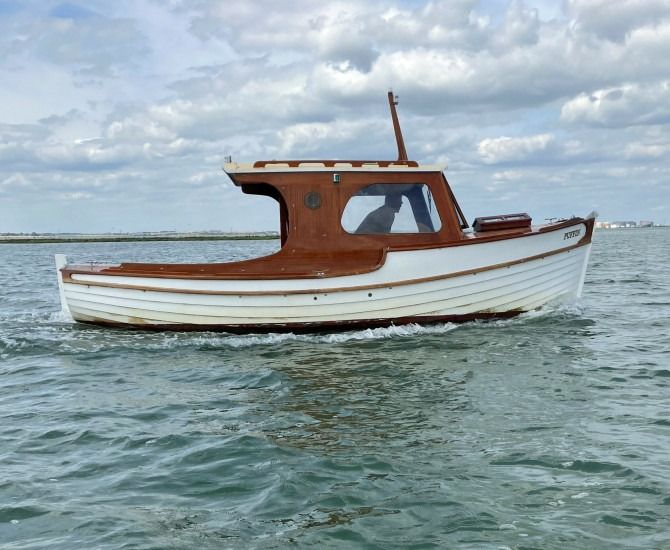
[304,191,322,210]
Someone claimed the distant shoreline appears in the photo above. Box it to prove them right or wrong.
[0,233,280,244]
[2,226,667,244]
[595,225,668,231]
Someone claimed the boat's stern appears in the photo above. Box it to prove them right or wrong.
[55,254,73,320]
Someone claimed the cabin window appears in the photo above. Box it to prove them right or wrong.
[342,183,442,234]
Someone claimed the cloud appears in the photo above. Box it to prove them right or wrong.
[478,133,555,164]
[566,0,670,42]
[492,170,524,181]
[561,81,670,127]
[34,140,142,170]
[625,141,670,160]
[306,20,670,117]
[490,0,541,50]
[277,118,384,157]
[2,5,149,77]
[0,172,30,194]
[59,191,93,200]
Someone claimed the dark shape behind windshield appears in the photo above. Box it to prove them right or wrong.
[342,183,442,234]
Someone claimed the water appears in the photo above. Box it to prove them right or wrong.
[1,231,669,549]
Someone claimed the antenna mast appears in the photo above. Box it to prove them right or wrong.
[388,90,408,161]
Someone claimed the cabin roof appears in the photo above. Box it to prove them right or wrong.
[223,161,447,175]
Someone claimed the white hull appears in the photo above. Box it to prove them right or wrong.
[56,221,591,331]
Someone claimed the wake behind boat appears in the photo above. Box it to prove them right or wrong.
[55,92,595,332]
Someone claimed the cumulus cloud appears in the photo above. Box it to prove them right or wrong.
[478,133,554,164]
[277,118,385,157]
[561,81,670,127]
[566,0,670,42]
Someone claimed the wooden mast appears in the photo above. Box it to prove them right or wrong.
[388,90,408,161]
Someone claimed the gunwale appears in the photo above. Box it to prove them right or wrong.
[62,231,591,296]
[60,217,593,282]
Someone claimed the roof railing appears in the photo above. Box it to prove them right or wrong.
[252,160,419,168]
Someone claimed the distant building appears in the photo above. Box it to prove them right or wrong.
[595,220,655,229]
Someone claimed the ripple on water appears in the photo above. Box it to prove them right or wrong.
[0,506,50,523]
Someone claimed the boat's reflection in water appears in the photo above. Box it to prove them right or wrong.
[255,329,478,455]
[255,311,595,457]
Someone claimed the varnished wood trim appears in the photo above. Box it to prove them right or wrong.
[63,239,590,297]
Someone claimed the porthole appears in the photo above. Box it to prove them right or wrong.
[304,191,322,210]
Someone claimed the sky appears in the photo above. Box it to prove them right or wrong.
[1,0,669,233]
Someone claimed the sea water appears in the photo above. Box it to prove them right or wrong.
[1,230,669,549]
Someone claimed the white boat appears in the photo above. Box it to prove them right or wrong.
[55,93,595,332]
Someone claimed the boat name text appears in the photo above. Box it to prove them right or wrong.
[563,230,580,240]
